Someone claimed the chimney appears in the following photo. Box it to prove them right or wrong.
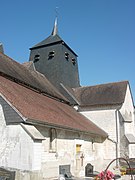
[0,43,4,53]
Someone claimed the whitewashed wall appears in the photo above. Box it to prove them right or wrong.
[120,84,135,134]
[36,126,105,178]
[32,141,43,170]
[82,109,117,170]
[0,104,42,171]
[119,85,135,158]
[80,109,116,141]
[0,103,107,179]
[78,84,135,168]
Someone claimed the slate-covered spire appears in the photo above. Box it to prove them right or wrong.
[51,17,58,36]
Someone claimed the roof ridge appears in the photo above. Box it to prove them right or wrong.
[30,34,62,50]
[0,72,69,104]
[74,80,129,90]
[0,52,69,104]
[0,51,21,64]
[22,63,69,101]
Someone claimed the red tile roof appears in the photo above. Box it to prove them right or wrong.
[0,52,68,102]
[0,75,107,138]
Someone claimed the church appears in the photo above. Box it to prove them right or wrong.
[0,18,134,180]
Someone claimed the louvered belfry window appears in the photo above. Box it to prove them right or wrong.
[48,51,55,59]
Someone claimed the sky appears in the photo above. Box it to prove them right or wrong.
[0,0,135,102]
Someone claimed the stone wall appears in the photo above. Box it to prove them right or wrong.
[0,103,107,179]
[0,104,41,171]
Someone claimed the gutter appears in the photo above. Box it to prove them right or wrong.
[107,136,118,167]
[24,118,107,139]
[107,109,120,167]
[115,109,119,167]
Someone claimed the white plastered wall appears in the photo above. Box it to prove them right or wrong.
[120,84,135,158]
[0,104,42,171]
[80,109,116,141]
[80,109,117,170]
[120,84,135,134]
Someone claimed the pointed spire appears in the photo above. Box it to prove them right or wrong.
[51,17,58,36]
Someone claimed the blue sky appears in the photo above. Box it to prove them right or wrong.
[0,0,135,102]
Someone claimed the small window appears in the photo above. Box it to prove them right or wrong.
[49,128,57,152]
[34,54,40,62]
[72,58,76,65]
[65,52,69,60]
[48,51,55,59]
[76,144,81,153]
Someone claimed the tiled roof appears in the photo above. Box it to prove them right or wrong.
[0,75,107,138]
[73,81,128,106]
[30,34,62,49]
[0,52,68,102]
[30,34,77,56]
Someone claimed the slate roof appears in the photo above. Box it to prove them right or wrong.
[0,75,107,138]
[73,81,128,106]
[30,34,62,49]
[0,52,68,102]
[30,34,77,56]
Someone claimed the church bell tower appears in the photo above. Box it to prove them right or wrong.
[29,18,80,90]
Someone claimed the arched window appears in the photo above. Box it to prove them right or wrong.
[49,128,57,152]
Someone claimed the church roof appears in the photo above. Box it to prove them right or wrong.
[73,81,128,106]
[30,17,61,49]
[30,34,62,49]
[0,52,68,102]
[30,34,77,56]
[0,75,107,138]
[30,18,78,56]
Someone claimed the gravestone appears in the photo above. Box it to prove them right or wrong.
[59,165,72,178]
[0,167,15,180]
[85,163,93,177]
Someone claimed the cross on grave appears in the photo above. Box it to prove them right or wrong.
[80,153,85,166]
